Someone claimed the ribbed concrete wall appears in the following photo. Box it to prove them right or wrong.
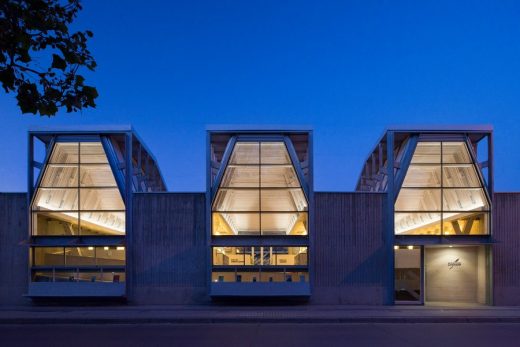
[493,192,520,305]
[130,193,207,304]
[0,193,28,306]
[312,192,388,304]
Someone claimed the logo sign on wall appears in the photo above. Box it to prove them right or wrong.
[448,258,462,270]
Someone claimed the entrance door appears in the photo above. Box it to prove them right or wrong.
[395,246,423,304]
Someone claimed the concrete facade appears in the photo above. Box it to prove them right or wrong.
[312,192,387,304]
[1,189,520,306]
[0,193,27,306]
[130,193,207,304]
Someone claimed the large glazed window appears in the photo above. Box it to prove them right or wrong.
[212,142,308,236]
[31,142,125,236]
[395,141,490,235]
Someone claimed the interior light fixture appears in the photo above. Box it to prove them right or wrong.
[407,245,414,250]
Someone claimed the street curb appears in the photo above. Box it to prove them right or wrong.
[2,316,520,324]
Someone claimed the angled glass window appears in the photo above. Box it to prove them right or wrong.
[395,141,490,235]
[32,142,125,236]
[212,141,308,236]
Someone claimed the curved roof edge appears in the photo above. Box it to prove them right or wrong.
[28,124,167,192]
[355,124,493,191]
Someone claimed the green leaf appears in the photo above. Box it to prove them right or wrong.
[16,83,40,114]
[82,85,98,99]
[74,74,85,86]
[51,54,67,70]
[39,103,58,116]
[0,68,16,92]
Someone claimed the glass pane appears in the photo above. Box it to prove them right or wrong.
[32,212,79,236]
[33,247,65,266]
[213,247,245,266]
[261,165,300,187]
[32,272,54,282]
[76,271,103,283]
[260,271,286,282]
[285,272,309,282]
[80,142,109,164]
[442,188,489,211]
[443,142,472,163]
[65,247,96,266]
[442,164,481,188]
[243,247,259,265]
[49,143,79,163]
[395,246,421,302]
[40,164,78,187]
[32,188,79,211]
[100,271,125,283]
[261,142,291,164]
[80,164,118,187]
[402,165,441,188]
[106,271,125,283]
[220,165,259,187]
[235,271,260,282]
[395,212,442,235]
[229,142,259,164]
[211,272,235,282]
[96,246,125,266]
[274,247,308,266]
[261,188,307,211]
[79,188,125,210]
[261,213,307,235]
[80,212,125,235]
[410,142,441,164]
[395,189,441,211]
[212,212,260,235]
[213,189,260,211]
[443,212,489,235]
[49,271,78,282]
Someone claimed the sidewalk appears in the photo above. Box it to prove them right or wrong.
[2,305,520,324]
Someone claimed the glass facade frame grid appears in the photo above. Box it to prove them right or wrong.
[208,132,312,291]
[395,140,491,236]
[211,136,309,237]
[27,131,133,294]
[30,140,126,236]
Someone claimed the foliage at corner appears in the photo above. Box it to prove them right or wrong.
[0,0,97,116]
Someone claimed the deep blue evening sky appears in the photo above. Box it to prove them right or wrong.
[1,1,520,192]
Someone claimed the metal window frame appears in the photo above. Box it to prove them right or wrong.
[206,130,313,298]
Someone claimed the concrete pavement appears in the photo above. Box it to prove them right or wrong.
[3,322,520,347]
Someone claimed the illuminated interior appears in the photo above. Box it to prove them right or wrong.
[31,142,126,236]
[394,141,490,235]
[212,142,308,236]
[213,246,308,266]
